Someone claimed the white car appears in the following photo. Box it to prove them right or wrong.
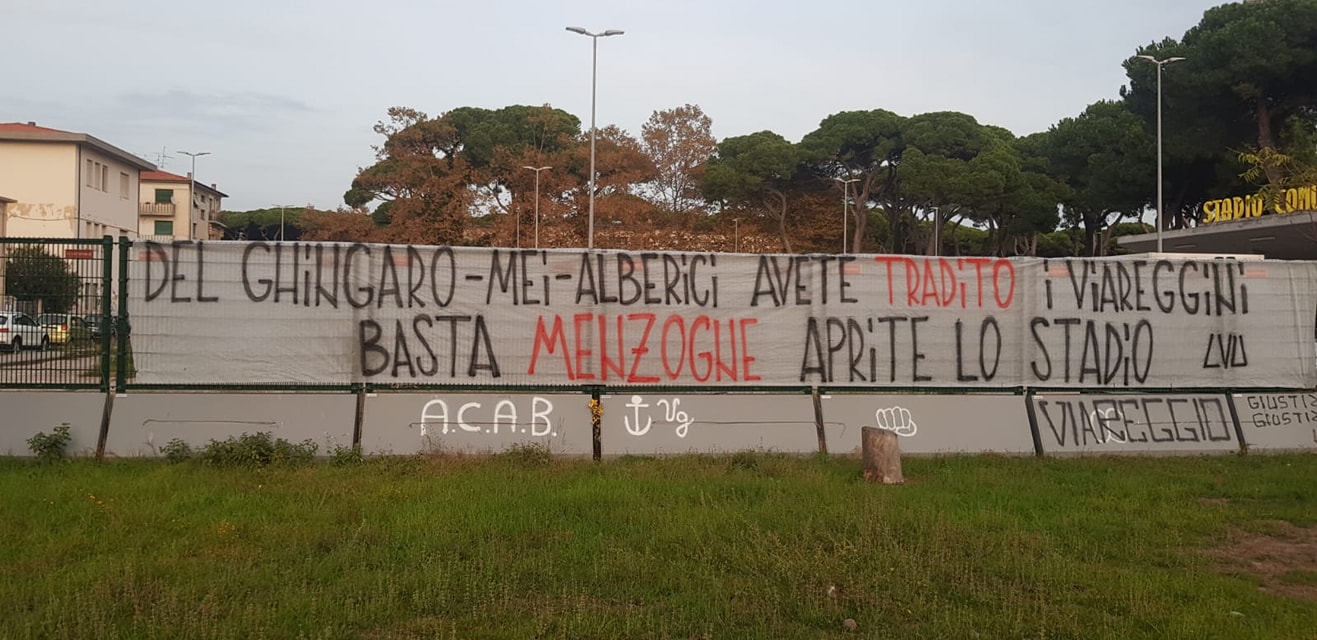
[0,312,50,352]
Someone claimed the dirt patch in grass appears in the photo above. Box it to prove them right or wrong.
[1209,520,1317,602]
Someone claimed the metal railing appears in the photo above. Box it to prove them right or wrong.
[0,237,114,391]
[139,202,175,216]
[2,237,1314,400]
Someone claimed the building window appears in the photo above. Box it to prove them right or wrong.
[154,189,174,204]
[119,172,129,199]
[86,160,107,191]
[154,220,173,235]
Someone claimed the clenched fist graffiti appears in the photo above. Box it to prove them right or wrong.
[874,406,918,437]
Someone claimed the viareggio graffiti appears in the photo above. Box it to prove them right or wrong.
[1031,394,1238,453]
[128,242,1317,390]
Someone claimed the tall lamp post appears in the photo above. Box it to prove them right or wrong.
[178,150,210,240]
[272,204,297,241]
[566,26,624,250]
[523,166,552,249]
[1136,54,1185,253]
[833,177,860,254]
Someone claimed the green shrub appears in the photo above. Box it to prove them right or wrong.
[26,424,72,462]
[160,438,193,463]
[496,442,552,466]
[197,432,317,468]
[728,450,760,471]
[329,444,364,466]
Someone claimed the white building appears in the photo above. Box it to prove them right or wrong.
[139,170,228,240]
[0,121,156,239]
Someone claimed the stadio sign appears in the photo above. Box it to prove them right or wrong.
[1201,183,1317,224]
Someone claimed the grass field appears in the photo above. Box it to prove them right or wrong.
[1,452,1314,639]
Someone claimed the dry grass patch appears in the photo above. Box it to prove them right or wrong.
[1210,520,1317,602]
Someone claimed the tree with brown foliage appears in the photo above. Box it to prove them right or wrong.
[345,105,581,246]
[300,208,381,243]
[641,104,716,220]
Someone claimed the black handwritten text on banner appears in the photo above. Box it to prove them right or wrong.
[128,242,1317,388]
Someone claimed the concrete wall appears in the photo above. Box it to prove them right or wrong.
[1233,392,1317,451]
[362,392,591,455]
[1030,393,1240,455]
[0,142,77,237]
[0,391,105,456]
[601,392,819,455]
[821,393,1035,455]
[106,392,355,457]
[1,390,1313,458]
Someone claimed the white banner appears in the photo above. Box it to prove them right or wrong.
[126,241,1317,389]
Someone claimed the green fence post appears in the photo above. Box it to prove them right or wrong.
[116,236,130,392]
[99,236,114,393]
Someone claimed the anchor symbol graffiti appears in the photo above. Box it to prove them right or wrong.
[625,395,653,436]
[624,395,695,438]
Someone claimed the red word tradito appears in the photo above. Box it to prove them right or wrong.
[872,256,1016,309]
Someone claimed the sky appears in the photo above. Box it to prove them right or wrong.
[3,0,1222,212]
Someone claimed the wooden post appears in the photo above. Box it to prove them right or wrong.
[810,386,828,455]
[590,387,602,461]
[862,427,904,484]
[352,383,366,449]
[95,390,115,461]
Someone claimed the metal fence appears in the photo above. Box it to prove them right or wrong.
[2,237,1313,399]
[0,237,114,390]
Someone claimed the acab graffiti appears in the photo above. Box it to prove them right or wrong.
[416,396,558,437]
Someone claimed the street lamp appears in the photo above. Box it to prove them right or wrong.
[523,166,552,249]
[833,177,860,254]
[1135,54,1185,253]
[566,26,624,250]
[178,151,210,240]
[272,204,297,241]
